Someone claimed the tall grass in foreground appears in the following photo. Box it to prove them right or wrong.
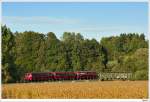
[2,81,148,99]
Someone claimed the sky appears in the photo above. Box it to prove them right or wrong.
[2,2,148,41]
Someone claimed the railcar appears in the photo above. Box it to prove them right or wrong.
[24,72,50,82]
[25,71,134,82]
[52,72,76,80]
[24,71,98,82]
[75,71,98,80]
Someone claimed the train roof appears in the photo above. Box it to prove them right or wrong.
[26,72,49,74]
[75,71,96,73]
[52,72,74,73]
[25,71,97,74]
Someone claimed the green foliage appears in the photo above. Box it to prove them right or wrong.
[135,70,148,80]
[101,33,148,60]
[2,25,17,83]
[2,25,148,83]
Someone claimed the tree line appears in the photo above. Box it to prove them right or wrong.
[2,25,148,83]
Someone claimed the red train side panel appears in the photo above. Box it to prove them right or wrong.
[52,72,76,80]
[75,71,98,80]
[24,71,98,82]
[24,72,50,81]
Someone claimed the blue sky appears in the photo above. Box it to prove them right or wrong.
[2,2,148,41]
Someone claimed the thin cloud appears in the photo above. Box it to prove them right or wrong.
[2,16,80,25]
[77,25,146,34]
[80,27,120,33]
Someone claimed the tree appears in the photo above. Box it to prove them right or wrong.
[45,32,60,71]
[122,48,148,80]
[14,31,46,79]
[2,25,17,83]
[99,46,108,72]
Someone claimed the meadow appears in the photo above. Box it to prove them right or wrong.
[2,81,148,99]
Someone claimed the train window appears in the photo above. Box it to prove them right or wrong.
[57,73,74,76]
[49,73,53,76]
[56,73,66,76]
[80,73,86,75]
[66,73,75,76]
[32,73,49,77]
[62,74,66,76]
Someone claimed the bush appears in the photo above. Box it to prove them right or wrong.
[134,70,148,80]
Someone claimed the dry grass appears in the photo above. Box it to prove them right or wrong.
[2,80,148,99]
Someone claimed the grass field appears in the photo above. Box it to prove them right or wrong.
[2,81,148,99]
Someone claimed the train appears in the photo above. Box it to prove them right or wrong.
[24,71,133,82]
[24,71,98,82]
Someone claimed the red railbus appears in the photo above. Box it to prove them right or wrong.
[75,71,98,80]
[24,71,98,82]
[52,72,76,80]
[24,72,50,82]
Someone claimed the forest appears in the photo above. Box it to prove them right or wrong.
[2,25,148,83]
